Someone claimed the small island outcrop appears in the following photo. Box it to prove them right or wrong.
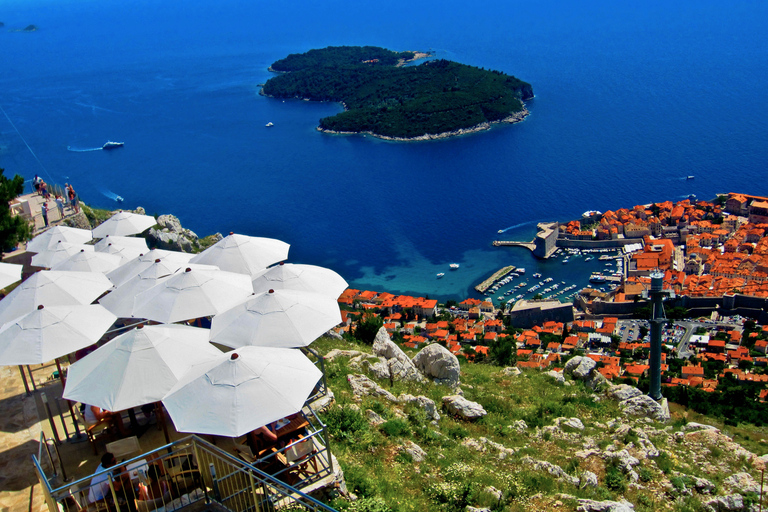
[261,45,533,140]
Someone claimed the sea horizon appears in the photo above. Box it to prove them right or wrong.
[1,0,767,301]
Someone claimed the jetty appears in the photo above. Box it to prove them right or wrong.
[493,240,536,251]
[475,265,517,293]
[492,222,559,259]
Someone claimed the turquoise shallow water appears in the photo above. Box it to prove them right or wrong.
[1,0,767,301]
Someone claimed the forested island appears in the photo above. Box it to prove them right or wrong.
[261,46,533,140]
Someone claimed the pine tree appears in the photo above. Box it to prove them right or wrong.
[0,168,30,254]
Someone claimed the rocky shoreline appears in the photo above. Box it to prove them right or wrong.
[318,105,530,142]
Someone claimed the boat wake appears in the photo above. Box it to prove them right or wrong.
[497,220,536,234]
[100,188,124,203]
[67,145,103,152]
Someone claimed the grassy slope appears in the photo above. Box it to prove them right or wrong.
[312,336,768,512]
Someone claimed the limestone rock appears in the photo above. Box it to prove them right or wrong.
[580,471,598,488]
[372,328,424,383]
[466,508,491,512]
[324,349,365,361]
[63,210,92,230]
[510,419,528,433]
[558,417,585,431]
[400,440,427,463]
[576,499,634,512]
[134,207,146,215]
[398,394,440,421]
[366,357,391,380]
[564,356,596,380]
[723,472,760,495]
[522,456,579,487]
[365,409,386,426]
[442,395,487,420]
[347,374,397,402]
[619,395,670,422]
[702,494,744,512]
[502,367,522,376]
[156,214,182,232]
[483,486,503,502]
[545,370,565,384]
[681,422,719,433]
[326,329,344,341]
[606,384,642,402]
[413,343,460,387]
[604,449,639,473]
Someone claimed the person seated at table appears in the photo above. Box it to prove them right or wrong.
[137,465,169,502]
[246,424,278,454]
[84,404,130,436]
[88,452,133,506]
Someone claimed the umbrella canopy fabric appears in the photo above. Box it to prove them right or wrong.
[0,262,23,290]
[210,289,342,349]
[95,235,150,264]
[31,242,94,268]
[106,249,194,288]
[51,249,123,274]
[99,259,179,317]
[0,271,113,327]
[189,233,289,277]
[63,324,221,411]
[132,267,253,323]
[251,262,348,298]
[92,211,157,238]
[163,346,321,437]
[0,304,116,365]
[27,226,93,253]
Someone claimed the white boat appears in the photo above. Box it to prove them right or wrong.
[449,263,460,270]
[533,273,542,278]
[517,268,526,274]
[266,122,274,127]
[436,273,445,278]
[102,141,124,149]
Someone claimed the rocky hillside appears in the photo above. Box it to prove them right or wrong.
[316,328,768,512]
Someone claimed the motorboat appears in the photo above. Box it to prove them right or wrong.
[266,122,274,127]
[436,273,445,278]
[102,141,124,149]
[449,263,460,270]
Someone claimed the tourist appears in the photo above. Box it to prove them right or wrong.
[40,181,49,200]
[41,202,49,228]
[137,464,169,502]
[33,175,41,194]
[68,184,79,213]
[55,195,65,218]
[84,404,129,436]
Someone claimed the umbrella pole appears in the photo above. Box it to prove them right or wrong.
[26,365,38,391]
[154,402,171,446]
[18,365,31,396]
[55,358,83,440]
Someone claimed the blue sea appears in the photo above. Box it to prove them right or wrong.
[1,0,767,301]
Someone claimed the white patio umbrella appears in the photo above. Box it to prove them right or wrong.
[31,242,94,268]
[0,304,116,365]
[189,233,289,277]
[94,235,149,252]
[99,259,179,317]
[0,262,23,289]
[106,249,194,288]
[92,211,157,238]
[95,235,150,264]
[0,271,113,327]
[27,226,93,253]
[251,262,348,298]
[51,249,123,274]
[210,288,342,349]
[63,324,222,411]
[132,267,253,324]
[163,346,322,437]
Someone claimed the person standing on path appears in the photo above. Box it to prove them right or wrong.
[41,202,49,228]
[55,195,65,219]
[67,184,79,213]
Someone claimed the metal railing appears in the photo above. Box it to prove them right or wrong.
[32,435,337,512]
[301,346,329,402]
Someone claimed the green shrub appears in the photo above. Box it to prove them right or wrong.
[637,467,653,483]
[323,406,370,442]
[605,465,626,492]
[655,451,674,474]
[445,423,468,439]
[346,497,392,512]
[380,418,410,437]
